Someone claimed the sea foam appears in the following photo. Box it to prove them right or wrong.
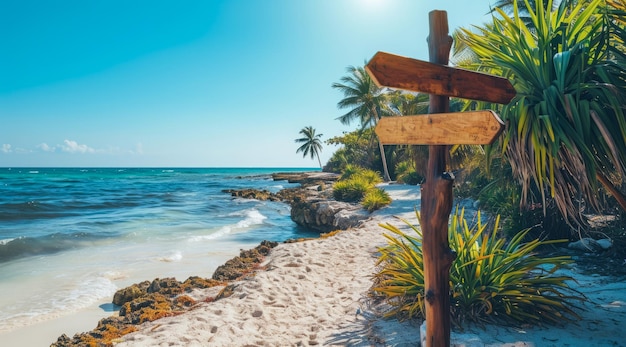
[0,274,117,333]
[158,251,183,262]
[234,209,267,228]
[188,208,268,242]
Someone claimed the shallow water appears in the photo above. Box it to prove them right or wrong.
[0,167,317,336]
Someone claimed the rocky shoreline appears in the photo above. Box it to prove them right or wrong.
[51,241,280,347]
[49,174,626,346]
[226,171,370,232]
[51,171,371,346]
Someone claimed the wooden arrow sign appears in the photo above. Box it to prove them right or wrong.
[375,110,504,145]
[366,51,516,104]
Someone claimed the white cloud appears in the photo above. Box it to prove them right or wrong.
[1,144,11,153]
[60,139,95,154]
[135,142,144,155]
[38,143,56,152]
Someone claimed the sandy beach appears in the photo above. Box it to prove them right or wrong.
[111,183,626,346]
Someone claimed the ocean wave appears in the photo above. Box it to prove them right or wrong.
[0,200,63,216]
[66,276,118,308]
[0,199,144,221]
[0,233,103,263]
[0,238,14,245]
[232,208,268,227]
[157,251,183,262]
[101,270,127,281]
[0,274,117,333]
[188,208,268,242]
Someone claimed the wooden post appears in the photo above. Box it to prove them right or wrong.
[421,10,456,347]
[364,10,515,347]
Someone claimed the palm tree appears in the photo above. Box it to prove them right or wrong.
[332,65,392,181]
[295,126,324,169]
[455,0,626,227]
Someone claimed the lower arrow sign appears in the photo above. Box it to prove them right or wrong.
[375,110,505,145]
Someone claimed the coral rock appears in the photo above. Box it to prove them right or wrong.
[568,238,612,252]
[112,281,149,306]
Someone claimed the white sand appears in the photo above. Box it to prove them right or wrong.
[113,184,625,346]
[116,184,420,346]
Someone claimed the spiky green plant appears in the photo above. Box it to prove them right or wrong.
[362,188,392,212]
[333,178,370,202]
[340,164,364,181]
[373,209,585,327]
[357,170,383,186]
[394,160,422,185]
[455,0,626,226]
[333,166,390,211]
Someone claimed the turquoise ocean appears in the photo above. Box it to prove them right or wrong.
[0,167,318,337]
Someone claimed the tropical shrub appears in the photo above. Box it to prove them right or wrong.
[339,164,362,180]
[372,209,584,327]
[455,0,626,227]
[362,188,392,213]
[325,130,379,174]
[333,166,391,211]
[354,168,383,186]
[394,160,422,185]
[333,178,370,202]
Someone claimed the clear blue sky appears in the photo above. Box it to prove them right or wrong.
[0,0,496,168]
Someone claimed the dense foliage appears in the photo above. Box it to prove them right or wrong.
[327,0,626,239]
[455,0,626,228]
[332,66,394,181]
[362,187,393,213]
[332,165,391,212]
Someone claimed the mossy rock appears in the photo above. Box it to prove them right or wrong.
[147,277,183,295]
[211,241,278,281]
[112,281,149,306]
[181,276,225,291]
[120,293,175,324]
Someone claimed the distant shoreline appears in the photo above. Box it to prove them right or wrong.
[0,166,323,170]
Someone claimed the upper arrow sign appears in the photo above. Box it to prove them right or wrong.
[366,51,516,104]
[375,110,505,145]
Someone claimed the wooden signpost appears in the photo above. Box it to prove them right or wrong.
[365,51,517,104]
[375,110,504,145]
[366,10,516,347]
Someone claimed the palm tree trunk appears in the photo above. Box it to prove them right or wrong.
[316,154,322,170]
[596,172,626,213]
[372,108,392,182]
[378,140,392,181]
